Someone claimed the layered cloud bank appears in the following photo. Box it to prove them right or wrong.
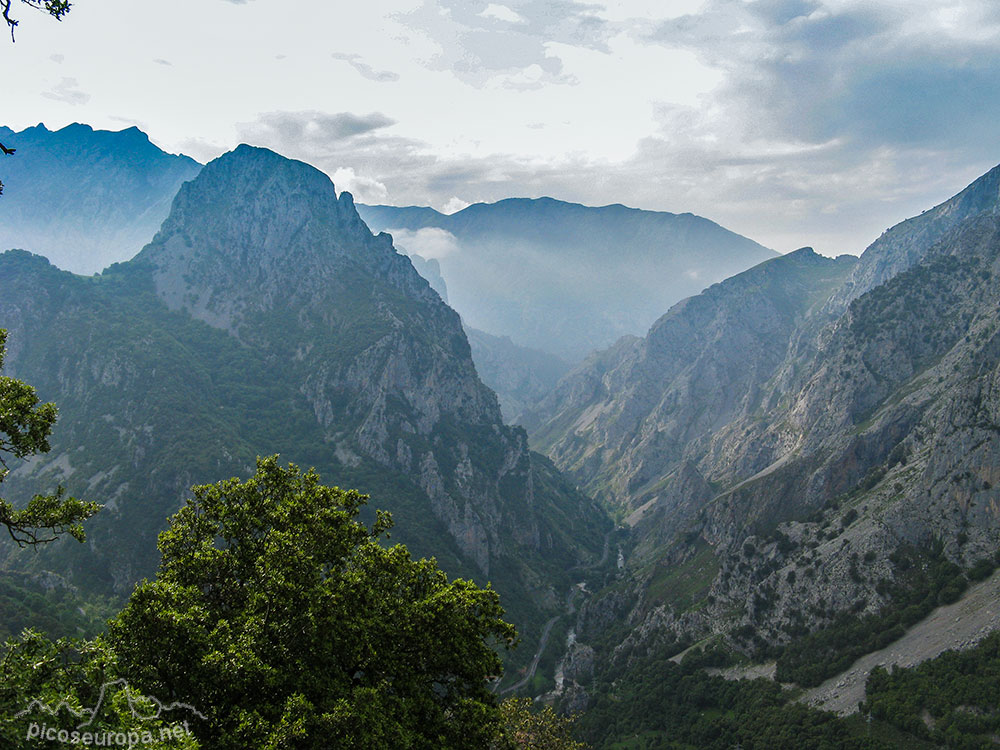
[6,0,1000,255]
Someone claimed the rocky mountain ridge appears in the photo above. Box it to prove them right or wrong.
[534,164,1000,711]
[527,247,857,520]
[828,162,1000,311]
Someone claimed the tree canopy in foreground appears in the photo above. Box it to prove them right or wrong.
[107,456,517,749]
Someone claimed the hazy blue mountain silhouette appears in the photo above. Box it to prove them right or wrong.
[0,123,201,274]
[359,198,775,360]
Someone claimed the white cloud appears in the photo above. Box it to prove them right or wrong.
[442,196,470,214]
[595,0,705,22]
[387,227,462,260]
[480,4,526,24]
[41,78,90,106]
[239,110,396,144]
[331,52,400,82]
[332,167,389,203]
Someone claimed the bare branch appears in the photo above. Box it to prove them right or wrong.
[3,0,72,42]
[1,1,16,42]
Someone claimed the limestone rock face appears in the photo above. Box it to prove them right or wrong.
[538,163,1000,681]
[681,214,1000,648]
[828,162,1000,311]
[135,146,532,575]
[529,247,857,520]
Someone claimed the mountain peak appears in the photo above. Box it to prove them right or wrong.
[135,145,430,332]
[146,144,370,259]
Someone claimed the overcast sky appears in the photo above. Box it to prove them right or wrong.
[4,0,999,255]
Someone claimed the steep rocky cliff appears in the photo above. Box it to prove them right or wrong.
[0,146,608,644]
[528,248,857,524]
[534,165,1000,706]
[828,162,1000,310]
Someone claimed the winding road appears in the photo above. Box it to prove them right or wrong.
[500,530,614,695]
[501,610,563,695]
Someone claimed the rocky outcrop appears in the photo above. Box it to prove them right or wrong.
[407,254,449,303]
[827,162,1000,311]
[529,248,857,521]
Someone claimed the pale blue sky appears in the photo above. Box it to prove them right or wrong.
[4,0,999,256]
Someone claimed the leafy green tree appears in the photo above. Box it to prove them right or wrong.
[492,698,587,749]
[107,456,516,749]
[0,328,100,546]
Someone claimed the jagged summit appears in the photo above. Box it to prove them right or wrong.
[147,144,368,248]
[136,145,433,331]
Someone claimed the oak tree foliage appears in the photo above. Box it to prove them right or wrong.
[107,456,517,749]
[493,698,586,750]
[0,631,199,749]
[0,329,101,546]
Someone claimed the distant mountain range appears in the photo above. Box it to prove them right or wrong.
[0,123,776,418]
[358,199,776,361]
[10,121,1000,745]
[0,124,201,274]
